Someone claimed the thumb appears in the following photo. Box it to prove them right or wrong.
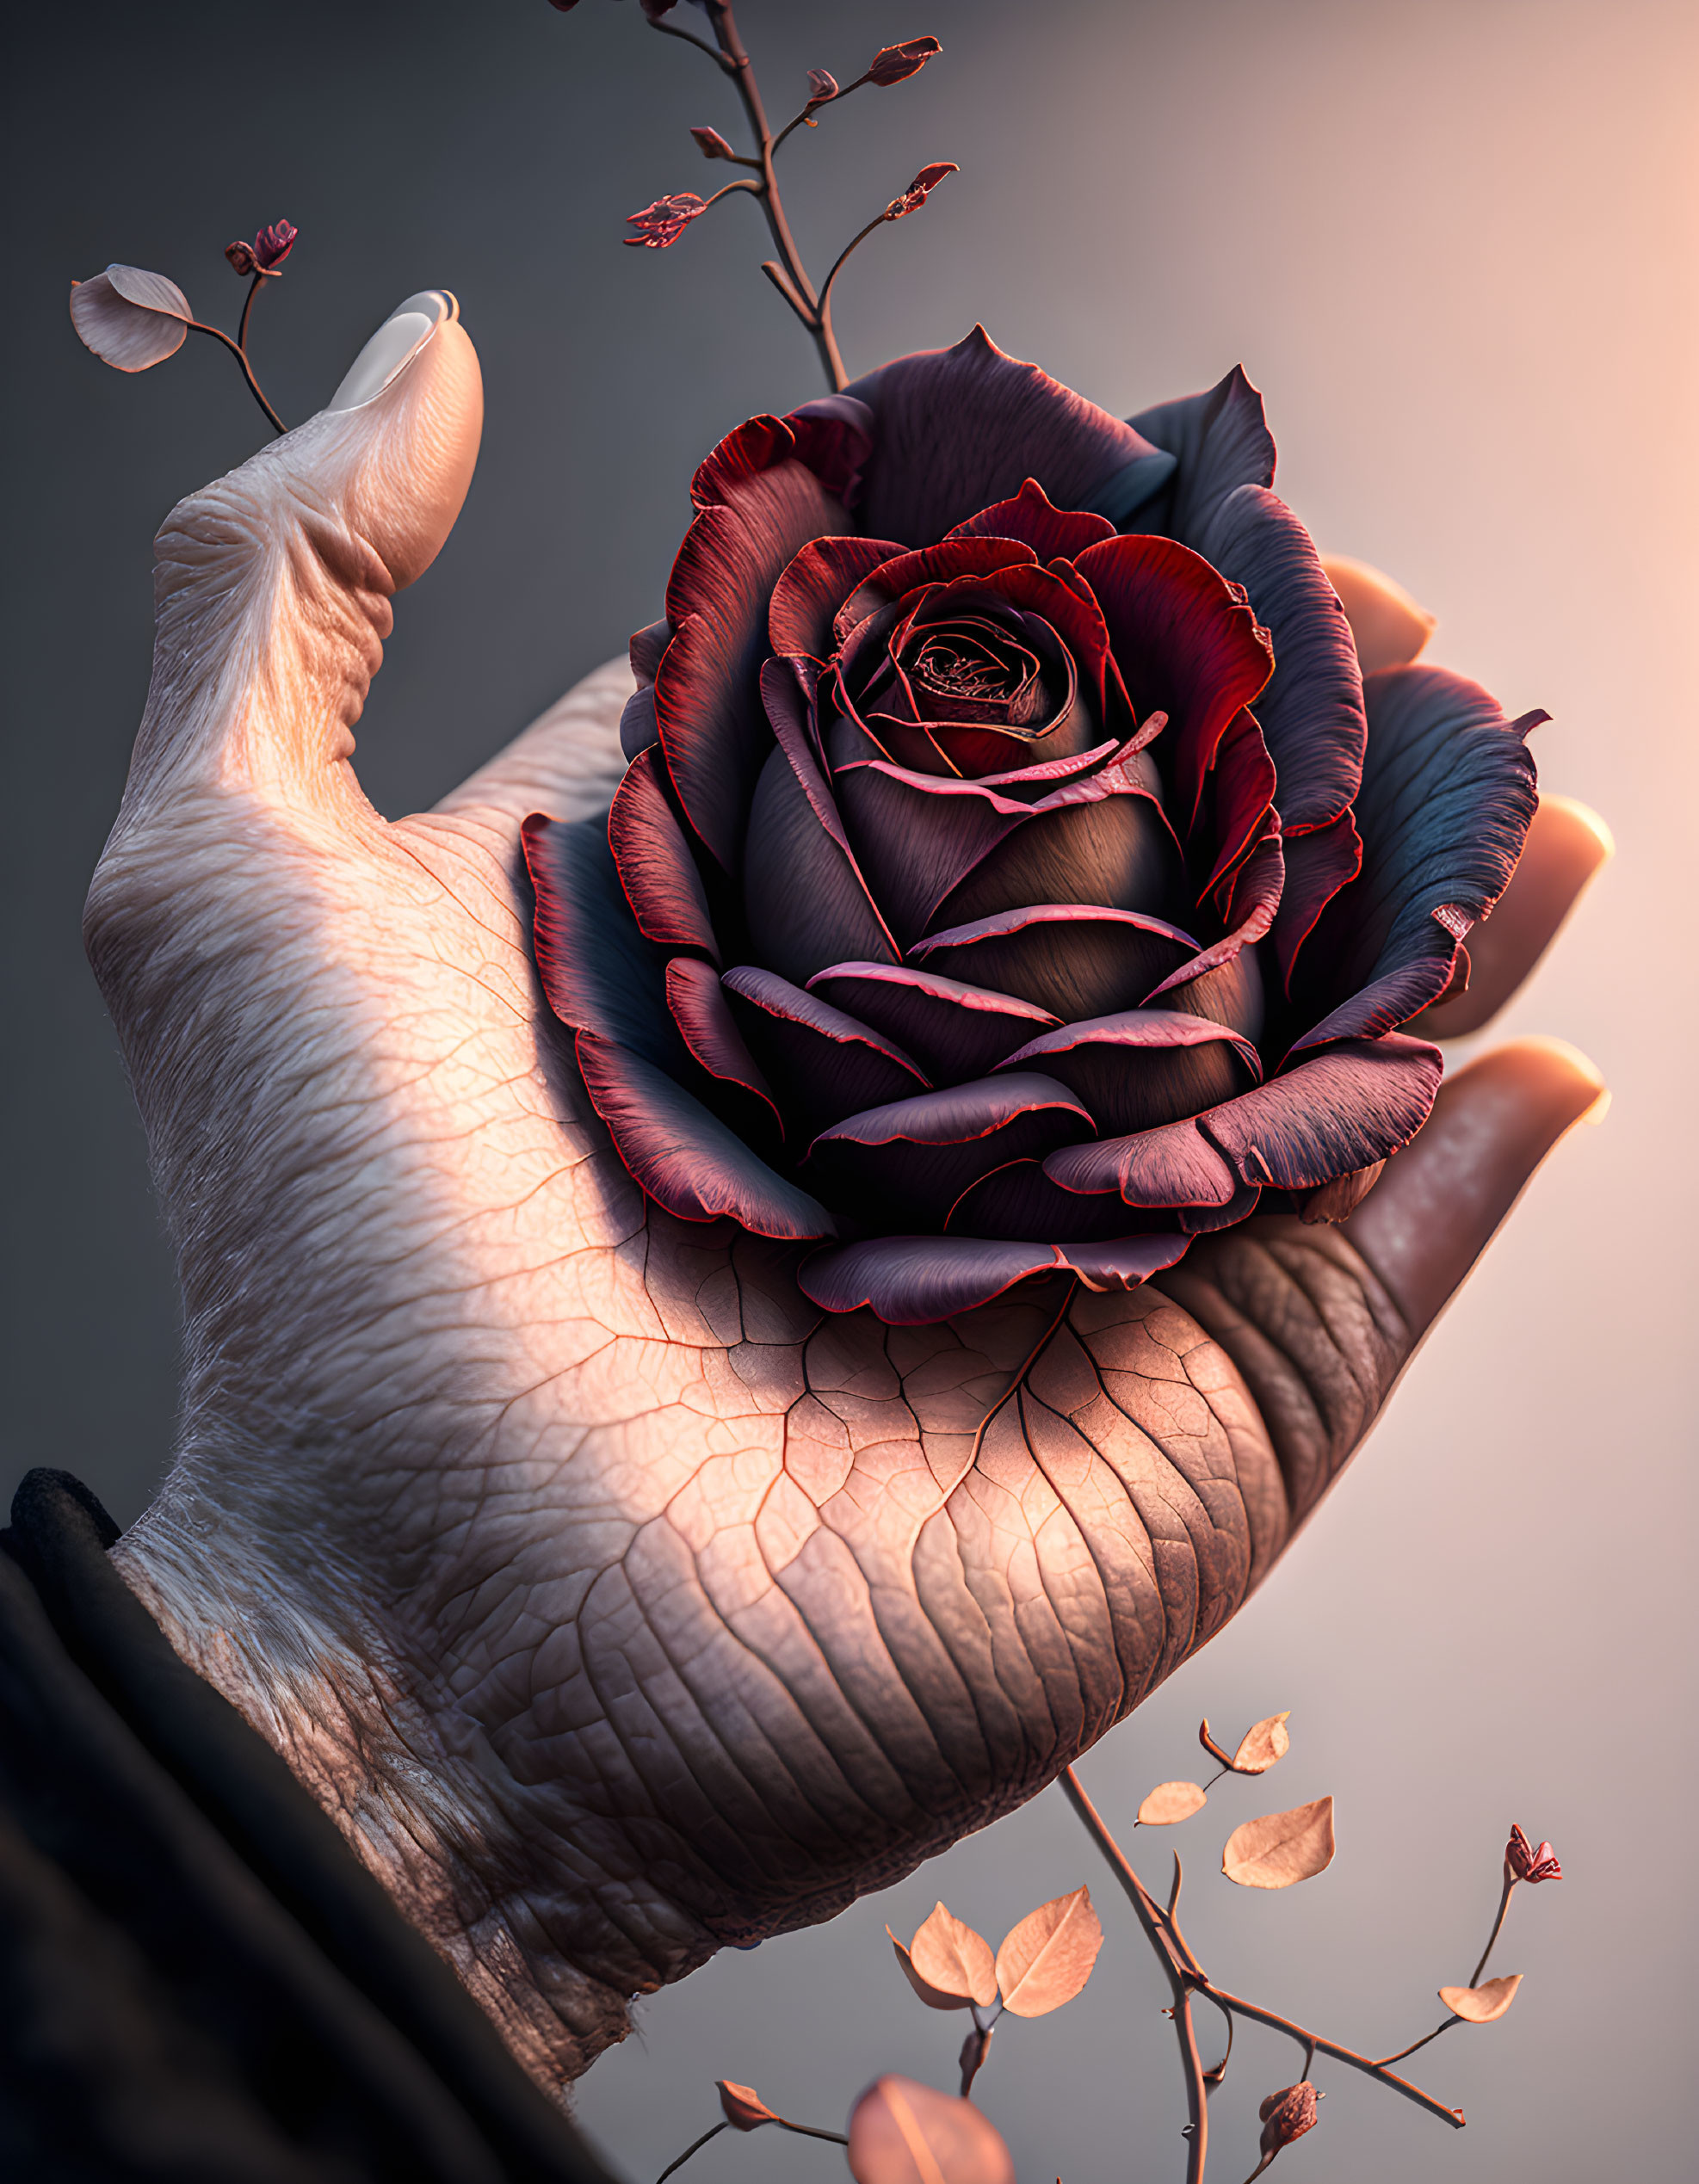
[1345,1036,1607,1339]
[117,289,482,826]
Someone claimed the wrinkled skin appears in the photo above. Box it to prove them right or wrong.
[90,300,1609,2087]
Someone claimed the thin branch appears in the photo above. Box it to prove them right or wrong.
[1062,1768,1208,2183]
[1471,1873,1516,1988]
[183,318,284,435]
[1193,1980,1464,2130]
[777,2122,850,2148]
[1375,2018,1459,2070]
[647,15,730,67]
[655,2121,727,2184]
[816,212,889,328]
[235,269,269,355]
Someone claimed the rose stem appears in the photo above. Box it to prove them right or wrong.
[1373,1868,1519,2068]
[1060,1768,1468,2140]
[1061,1768,1209,2183]
[653,2120,727,2184]
[813,212,892,373]
[775,2121,850,2148]
[183,318,285,435]
[236,268,268,356]
[648,0,847,392]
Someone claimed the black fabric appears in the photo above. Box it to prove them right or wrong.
[0,1470,624,2184]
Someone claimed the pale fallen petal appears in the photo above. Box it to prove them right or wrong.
[1138,1780,1208,1825]
[1232,1713,1291,1774]
[848,2076,1015,2184]
[718,2081,780,2130]
[993,1885,1103,2016]
[1320,554,1436,673]
[69,266,191,372]
[907,1902,998,2008]
[1440,1973,1523,2023]
[1221,1797,1336,1888]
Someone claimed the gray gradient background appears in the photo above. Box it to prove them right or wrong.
[3,1,1694,2176]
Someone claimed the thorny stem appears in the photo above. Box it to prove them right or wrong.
[1062,1768,1469,2176]
[646,0,857,390]
[1062,1769,1208,2183]
[183,318,284,435]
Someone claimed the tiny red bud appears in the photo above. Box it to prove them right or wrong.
[691,126,737,161]
[624,192,709,250]
[251,219,296,270]
[1505,1823,1562,1885]
[1257,2082,1320,2156]
[867,35,942,88]
[806,67,839,102]
[883,161,959,221]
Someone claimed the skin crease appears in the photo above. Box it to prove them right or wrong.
[86,302,1609,2090]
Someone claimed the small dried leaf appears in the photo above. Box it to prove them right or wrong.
[1258,2082,1320,2153]
[884,162,958,221]
[691,126,737,162]
[907,1902,998,2008]
[1440,1974,1523,2024]
[717,2081,779,2131]
[806,67,839,102]
[848,2076,1014,2184]
[1232,1713,1291,1774]
[891,1934,971,2012]
[1221,1798,1336,1889]
[993,1886,1103,2017]
[69,267,192,372]
[1138,1780,1208,1826]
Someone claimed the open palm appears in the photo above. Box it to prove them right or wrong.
[90,297,1607,2086]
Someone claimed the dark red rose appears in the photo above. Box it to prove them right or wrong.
[526,329,1540,1323]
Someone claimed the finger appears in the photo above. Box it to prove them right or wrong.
[118,290,482,828]
[436,653,633,826]
[1321,553,1436,672]
[1345,1036,1607,1339]
[1412,793,1614,1038]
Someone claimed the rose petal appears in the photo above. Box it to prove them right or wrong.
[799,1229,1191,1323]
[1198,1033,1443,1190]
[944,1157,1149,1243]
[913,903,1200,1022]
[771,535,905,660]
[1127,365,1276,547]
[1292,667,1540,1047]
[807,961,1059,1079]
[1270,811,1362,992]
[665,956,783,1138]
[1046,1115,1242,1211]
[522,813,689,1071]
[844,325,1171,546]
[69,268,191,371]
[833,536,1039,645]
[607,746,720,959]
[744,663,900,984]
[929,776,1189,937]
[946,476,1118,560]
[998,1010,1262,1137]
[577,1031,834,1238]
[1193,706,1277,901]
[809,1073,1094,1223]
[1073,534,1274,830]
[724,964,930,1138]
[1198,484,1367,836]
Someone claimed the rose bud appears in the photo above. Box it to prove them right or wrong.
[1258,2082,1320,2156]
[251,219,297,269]
[526,330,1540,1326]
[623,193,709,250]
[1505,1823,1562,1884]
[807,68,840,103]
[884,162,959,221]
[691,126,738,161]
[224,239,259,275]
[867,35,942,86]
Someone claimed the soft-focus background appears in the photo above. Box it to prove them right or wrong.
[3,1,1694,2175]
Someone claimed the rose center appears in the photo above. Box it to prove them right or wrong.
[910,625,1046,725]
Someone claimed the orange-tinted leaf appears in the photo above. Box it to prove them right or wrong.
[1138,1780,1208,1826]
[1221,1798,1336,1888]
[891,1933,973,2012]
[848,2076,1014,2184]
[1198,1718,1235,1768]
[907,1902,998,2008]
[69,267,191,372]
[718,2081,779,2130]
[992,1886,1103,2017]
[1440,1973,1523,2024]
[1232,1713,1291,1774]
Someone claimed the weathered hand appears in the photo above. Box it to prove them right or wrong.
[90,298,1608,2086]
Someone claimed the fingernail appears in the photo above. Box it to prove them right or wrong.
[327,290,458,412]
